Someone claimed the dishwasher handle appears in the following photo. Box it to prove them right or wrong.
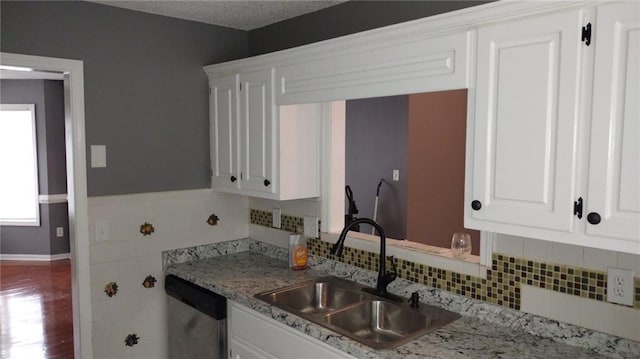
[165,275,227,320]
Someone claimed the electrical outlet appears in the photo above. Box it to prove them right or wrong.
[392,169,400,181]
[272,208,281,229]
[56,227,64,237]
[607,267,635,306]
[95,220,109,242]
[304,216,319,238]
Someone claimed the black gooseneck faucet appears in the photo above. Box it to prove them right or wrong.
[330,217,398,299]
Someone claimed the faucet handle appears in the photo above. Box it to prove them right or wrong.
[409,292,420,308]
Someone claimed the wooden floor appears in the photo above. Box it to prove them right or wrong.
[0,260,74,359]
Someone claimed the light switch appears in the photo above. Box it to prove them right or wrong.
[392,169,400,181]
[91,145,107,168]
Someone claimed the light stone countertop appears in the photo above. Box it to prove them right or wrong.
[164,246,619,359]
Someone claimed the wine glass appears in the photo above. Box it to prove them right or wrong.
[451,233,472,258]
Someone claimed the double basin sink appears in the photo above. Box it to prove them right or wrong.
[254,276,460,350]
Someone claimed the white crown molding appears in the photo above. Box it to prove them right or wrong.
[204,1,600,77]
[0,252,71,261]
[39,193,68,204]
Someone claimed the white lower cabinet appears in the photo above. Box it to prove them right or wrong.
[228,301,355,359]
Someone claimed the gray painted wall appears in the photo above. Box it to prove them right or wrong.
[43,80,67,195]
[345,96,407,240]
[1,79,70,255]
[248,0,491,56]
[1,1,248,196]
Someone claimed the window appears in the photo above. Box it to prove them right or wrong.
[0,104,40,226]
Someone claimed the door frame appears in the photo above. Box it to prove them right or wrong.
[1,52,92,358]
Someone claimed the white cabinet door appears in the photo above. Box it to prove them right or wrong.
[239,69,275,194]
[210,74,240,190]
[228,301,354,359]
[467,9,584,232]
[229,337,278,359]
[586,2,640,243]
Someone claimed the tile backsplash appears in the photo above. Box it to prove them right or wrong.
[250,208,640,342]
[250,208,303,233]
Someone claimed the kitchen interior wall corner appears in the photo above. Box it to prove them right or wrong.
[0,0,249,196]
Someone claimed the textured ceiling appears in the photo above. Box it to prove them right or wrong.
[91,0,346,31]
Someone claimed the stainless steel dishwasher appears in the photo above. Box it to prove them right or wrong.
[165,275,227,359]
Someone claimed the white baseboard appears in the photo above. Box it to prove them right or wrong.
[0,252,71,261]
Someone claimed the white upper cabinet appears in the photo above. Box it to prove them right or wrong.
[585,2,640,245]
[239,69,275,194]
[466,4,640,253]
[204,1,638,252]
[467,9,584,232]
[210,74,239,190]
[207,68,321,200]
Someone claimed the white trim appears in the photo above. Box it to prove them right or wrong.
[39,193,68,204]
[0,52,91,359]
[479,231,496,267]
[319,101,345,234]
[0,252,71,261]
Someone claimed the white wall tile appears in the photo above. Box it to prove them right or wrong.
[90,242,111,264]
[617,252,640,275]
[250,224,290,248]
[89,189,249,358]
[520,285,550,317]
[431,255,465,274]
[578,296,614,335]
[92,293,126,323]
[612,304,640,342]
[547,290,581,326]
[92,317,124,359]
[494,233,524,257]
[522,237,552,263]
[583,247,618,272]
[550,242,583,267]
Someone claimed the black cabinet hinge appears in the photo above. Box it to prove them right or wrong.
[574,197,583,219]
[582,23,592,46]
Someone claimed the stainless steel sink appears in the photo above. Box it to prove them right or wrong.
[322,300,458,349]
[256,280,365,314]
[254,276,460,350]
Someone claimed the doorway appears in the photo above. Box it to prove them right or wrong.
[0,52,91,358]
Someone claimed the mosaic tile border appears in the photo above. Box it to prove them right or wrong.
[308,237,640,311]
[250,209,640,311]
[250,209,304,234]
